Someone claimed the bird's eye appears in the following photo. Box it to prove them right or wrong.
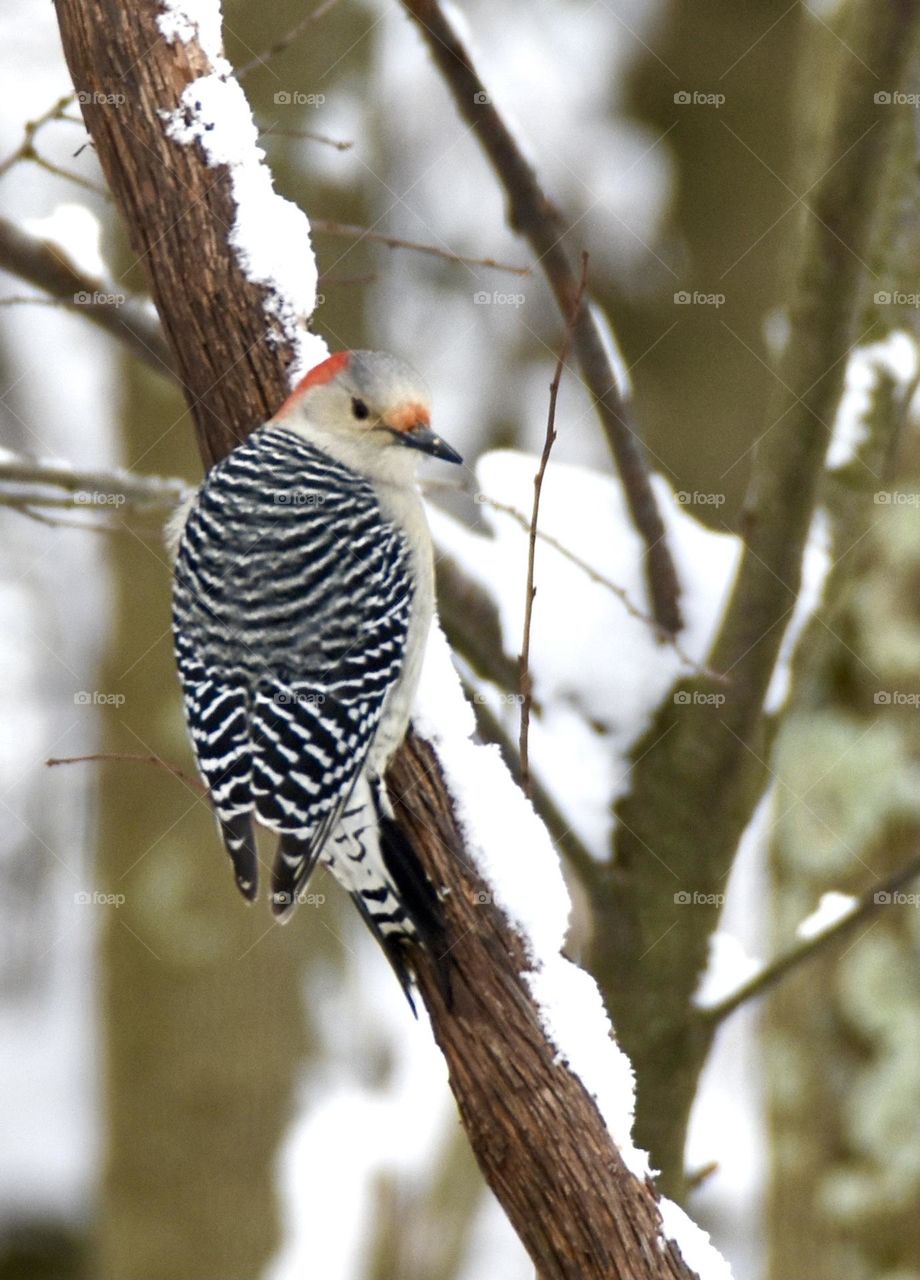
[351,398,370,420]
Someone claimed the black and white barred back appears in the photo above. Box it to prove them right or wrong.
[172,426,444,997]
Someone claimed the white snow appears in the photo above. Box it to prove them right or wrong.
[686,790,772,1278]
[826,330,918,472]
[267,938,458,1280]
[763,507,832,715]
[795,890,858,942]
[429,449,741,856]
[158,4,326,385]
[22,203,108,281]
[590,300,633,400]
[157,0,225,65]
[765,331,918,715]
[693,931,762,1010]
[414,623,649,1173]
[658,1197,735,1280]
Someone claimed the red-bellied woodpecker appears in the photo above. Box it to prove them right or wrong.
[170,350,461,1001]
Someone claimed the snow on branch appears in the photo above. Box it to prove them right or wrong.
[157,4,325,385]
[0,447,189,518]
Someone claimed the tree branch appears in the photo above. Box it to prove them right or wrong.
[50,2,709,1275]
[398,0,682,636]
[0,448,188,513]
[702,845,920,1026]
[0,215,176,377]
[519,255,586,795]
[309,217,530,276]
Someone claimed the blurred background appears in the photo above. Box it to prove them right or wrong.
[3,1,907,1278]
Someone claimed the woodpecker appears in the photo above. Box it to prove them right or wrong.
[170,350,461,1001]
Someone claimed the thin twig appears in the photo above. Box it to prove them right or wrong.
[310,218,531,276]
[237,0,346,77]
[47,752,207,797]
[398,0,682,634]
[701,847,920,1026]
[258,122,353,151]
[519,255,587,796]
[0,93,75,179]
[426,481,724,684]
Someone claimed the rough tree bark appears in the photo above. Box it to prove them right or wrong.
[52,2,703,1277]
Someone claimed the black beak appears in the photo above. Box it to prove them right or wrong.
[393,425,463,464]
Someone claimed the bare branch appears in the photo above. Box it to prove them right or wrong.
[236,0,345,78]
[309,217,531,276]
[257,121,353,151]
[47,752,207,797]
[0,92,76,179]
[0,448,188,514]
[701,847,920,1026]
[0,216,176,377]
[398,0,682,634]
[519,254,586,796]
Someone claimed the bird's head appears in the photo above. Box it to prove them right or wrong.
[271,349,462,478]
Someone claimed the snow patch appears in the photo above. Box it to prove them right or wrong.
[158,4,325,385]
[764,507,832,715]
[693,931,762,1011]
[658,1198,735,1280]
[795,890,858,942]
[23,203,108,281]
[157,0,225,64]
[429,450,741,855]
[827,331,918,472]
[589,301,633,400]
[414,625,648,1176]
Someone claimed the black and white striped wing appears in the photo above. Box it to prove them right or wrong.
[172,427,414,909]
[173,634,258,898]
